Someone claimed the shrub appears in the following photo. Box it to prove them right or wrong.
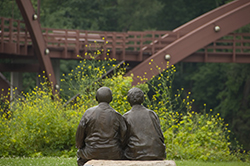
[0,83,80,157]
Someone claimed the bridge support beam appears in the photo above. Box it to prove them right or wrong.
[52,59,60,88]
[9,59,38,100]
[0,59,61,102]
[16,0,58,95]
[0,73,10,102]
[37,59,60,90]
[10,72,22,100]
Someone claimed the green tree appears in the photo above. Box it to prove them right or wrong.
[115,0,163,31]
[215,64,250,150]
[0,0,20,19]
[155,0,229,30]
[190,63,226,111]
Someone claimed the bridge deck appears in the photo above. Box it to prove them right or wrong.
[1,17,249,65]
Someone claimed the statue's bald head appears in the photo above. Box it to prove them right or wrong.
[96,87,112,103]
[127,87,144,106]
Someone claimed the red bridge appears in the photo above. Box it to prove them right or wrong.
[1,0,250,98]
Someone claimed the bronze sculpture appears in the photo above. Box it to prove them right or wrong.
[75,87,127,166]
[123,87,166,160]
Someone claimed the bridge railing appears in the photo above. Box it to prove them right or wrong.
[102,31,170,60]
[199,33,250,56]
[0,17,170,60]
[42,28,169,60]
[0,17,30,55]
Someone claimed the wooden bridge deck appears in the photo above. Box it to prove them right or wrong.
[1,16,250,63]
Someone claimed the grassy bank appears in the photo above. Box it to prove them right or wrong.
[0,157,75,166]
[0,157,249,166]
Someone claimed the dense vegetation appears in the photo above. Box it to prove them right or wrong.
[0,0,228,31]
[1,57,249,161]
[0,0,250,154]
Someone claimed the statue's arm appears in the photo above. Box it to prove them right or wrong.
[150,110,164,143]
[75,115,86,149]
[119,115,128,149]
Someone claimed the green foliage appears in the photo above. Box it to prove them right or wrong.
[215,64,250,150]
[0,0,21,19]
[1,0,250,158]
[156,0,222,30]
[173,62,250,151]
[104,75,132,115]
[189,63,226,111]
[1,58,250,162]
[0,83,79,157]
[1,0,249,156]
[0,52,134,157]
[144,63,190,115]
[116,0,163,31]
[0,0,228,31]
[138,62,248,161]
[164,111,233,161]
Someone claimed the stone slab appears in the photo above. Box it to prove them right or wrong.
[84,160,176,166]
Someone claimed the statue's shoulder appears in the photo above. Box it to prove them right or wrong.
[84,105,98,115]
[147,108,155,113]
[112,109,125,119]
[147,109,160,121]
[123,110,132,117]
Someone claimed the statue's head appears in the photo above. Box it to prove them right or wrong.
[96,86,112,103]
[127,87,144,106]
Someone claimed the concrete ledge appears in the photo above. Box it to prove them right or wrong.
[84,160,176,166]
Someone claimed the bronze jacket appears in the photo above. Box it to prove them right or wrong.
[76,102,127,160]
[123,104,166,160]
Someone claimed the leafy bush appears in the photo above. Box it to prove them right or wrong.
[0,83,79,157]
[0,57,133,157]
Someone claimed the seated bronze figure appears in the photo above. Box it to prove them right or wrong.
[123,87,166,160]
[75,87,127,166]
